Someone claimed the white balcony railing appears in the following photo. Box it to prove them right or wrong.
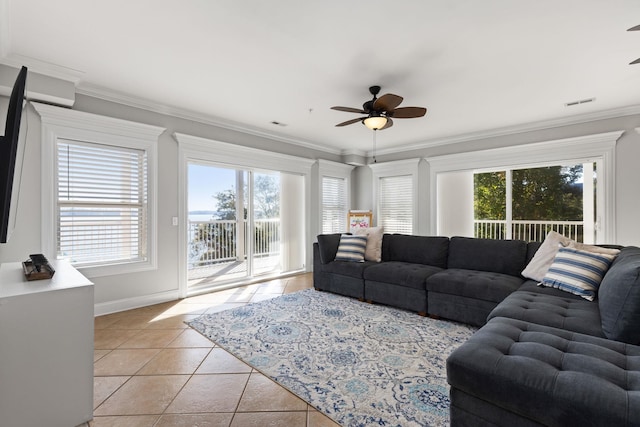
[188,219,280,269]
[474,220,584,242]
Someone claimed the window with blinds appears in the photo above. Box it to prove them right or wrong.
[56,139,148,266]
[321,176,347,233]
[379,175,413,234]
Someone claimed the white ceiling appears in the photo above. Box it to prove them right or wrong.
[2,0,640,155]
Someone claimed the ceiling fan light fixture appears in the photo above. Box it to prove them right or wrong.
[363,116,387,130]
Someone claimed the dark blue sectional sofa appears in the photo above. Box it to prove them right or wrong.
[313,233,640,426]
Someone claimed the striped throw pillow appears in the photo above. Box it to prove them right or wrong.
[334,234,367,262]
[540,247,617,301]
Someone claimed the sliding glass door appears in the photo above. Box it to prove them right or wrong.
[186,162,303,290]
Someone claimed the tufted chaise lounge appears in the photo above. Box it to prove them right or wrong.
[447,317,640,426]
[447,245,640,426]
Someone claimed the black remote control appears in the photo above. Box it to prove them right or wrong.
[29,254,49,272]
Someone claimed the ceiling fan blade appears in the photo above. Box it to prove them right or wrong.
[380,118,394,130]
[628,24,640,31]
[331,106,366,114]
[631,57,640,65]
[390,106,427,118]
[374,94,403,112]
[335,117,366,127]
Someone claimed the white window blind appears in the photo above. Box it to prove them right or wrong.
[321,176,347,233]
[57,139,148,266]
[379,175,413,234]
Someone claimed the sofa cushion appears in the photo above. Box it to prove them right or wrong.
[488,284,605,338]
[598,246,640,345]
[363,261,442,290]
[447,236,527,277]
[316,233,342,264]
[334,234,367,262]
[447,317,640,427]
[427,269,524,303]
[540,247,617,301]
[381,234,449,268]
[320,259,375,279]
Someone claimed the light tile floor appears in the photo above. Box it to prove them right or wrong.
[89,273,341,427]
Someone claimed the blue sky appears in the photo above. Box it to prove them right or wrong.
[188,164,236,212]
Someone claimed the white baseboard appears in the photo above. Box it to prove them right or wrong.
[94,290,180,316]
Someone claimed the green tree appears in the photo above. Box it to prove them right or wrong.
[211,175,280,220]
[511,165,583,221]
[254,174,280,219]
[474,171,506,220]
[213,188,241,220]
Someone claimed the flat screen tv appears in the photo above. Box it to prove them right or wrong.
[0,66,27,243]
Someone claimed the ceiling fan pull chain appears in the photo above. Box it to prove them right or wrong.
[372,130,377,164]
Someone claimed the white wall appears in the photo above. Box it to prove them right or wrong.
[351,165,373,214]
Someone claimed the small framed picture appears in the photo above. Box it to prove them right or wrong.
[348,210,373,230]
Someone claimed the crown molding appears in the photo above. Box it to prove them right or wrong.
[0,54,84,84]
[372,104,640,157]
[77,83,343,156]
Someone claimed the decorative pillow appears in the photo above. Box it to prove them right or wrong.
[352,226,384,262]
[334,234,367,262]
[522,231,621,281]
[521,231,572,281]
[569,241,621,256]
[540,247,618,301]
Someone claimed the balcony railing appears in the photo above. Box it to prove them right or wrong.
[474,220,584,242]
[188,219,280,269]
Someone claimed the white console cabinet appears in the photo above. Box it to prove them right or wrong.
[0,260,94,427]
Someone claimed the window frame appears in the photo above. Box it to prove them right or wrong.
[426,131,622,243]
[35,102,164,278]
[370,158,421,235]
[317,159,353,234]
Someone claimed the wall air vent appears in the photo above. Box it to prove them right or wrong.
[565,98,596,107]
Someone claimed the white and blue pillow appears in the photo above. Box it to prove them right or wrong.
[334,234,368,262]
[540,247,617,301]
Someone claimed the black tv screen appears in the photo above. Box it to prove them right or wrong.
[0,66,27,243]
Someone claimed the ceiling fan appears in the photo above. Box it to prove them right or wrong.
[629,24,640,65]
[331,86,427,130]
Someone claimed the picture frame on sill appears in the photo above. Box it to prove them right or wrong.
[348,210,372,230]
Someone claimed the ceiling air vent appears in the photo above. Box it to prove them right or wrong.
[565,98,595,107]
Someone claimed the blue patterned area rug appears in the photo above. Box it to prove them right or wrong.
[188,289,477,427]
